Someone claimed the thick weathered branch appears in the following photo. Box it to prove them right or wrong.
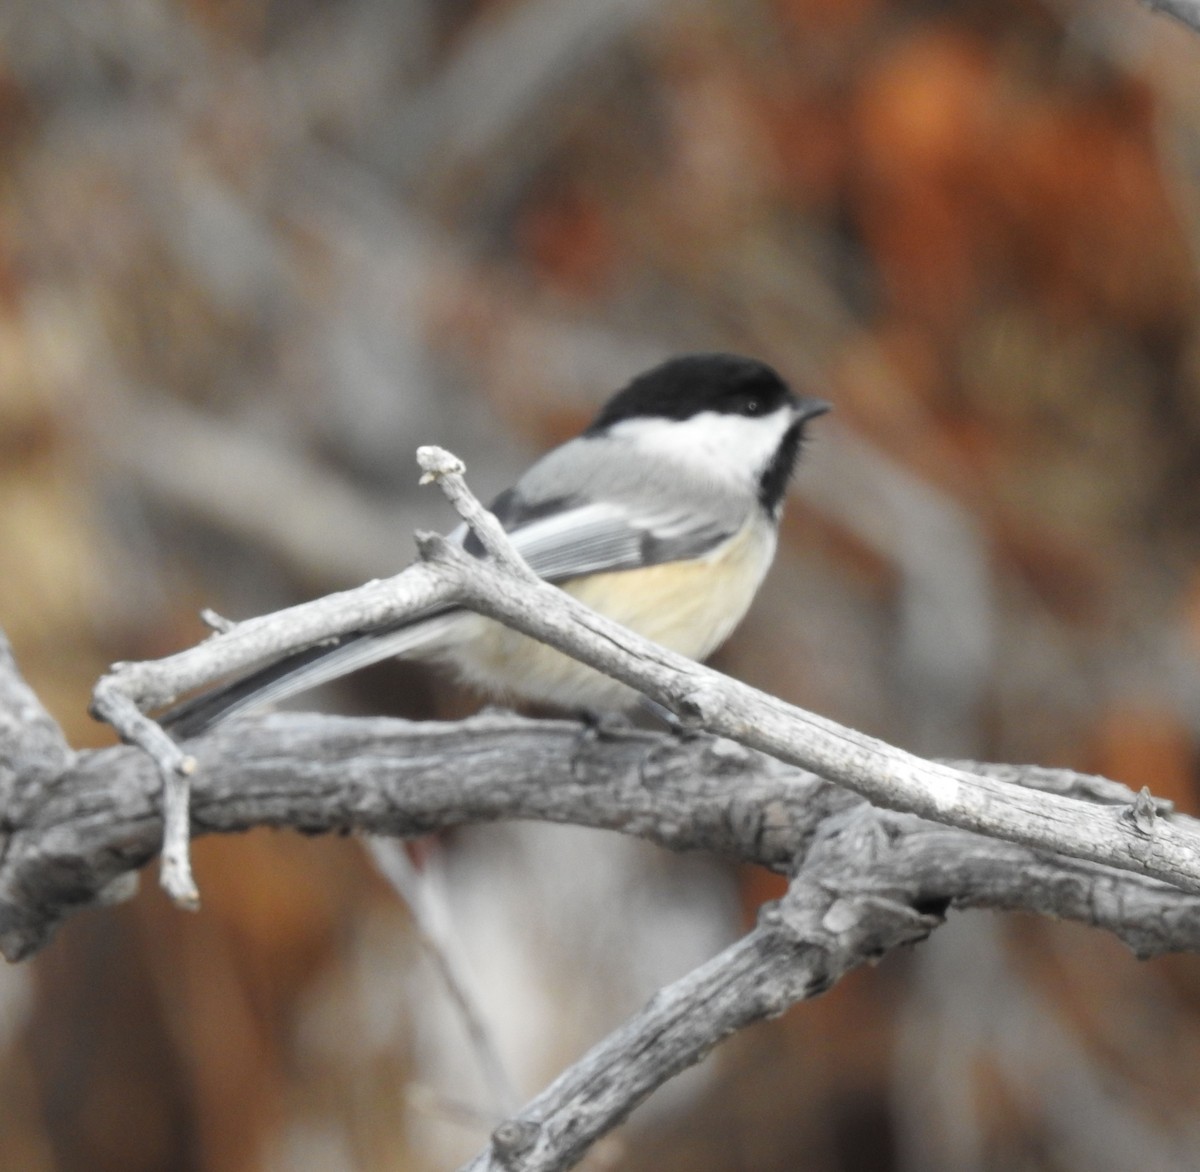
[0,630,74,821]
[0,708,848,961]
[3,700,1200,965]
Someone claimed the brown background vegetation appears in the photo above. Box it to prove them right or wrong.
[2,0,1200,1168]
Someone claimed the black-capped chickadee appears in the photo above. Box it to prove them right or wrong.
[165,353,830,736]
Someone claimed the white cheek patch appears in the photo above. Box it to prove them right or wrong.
[612,409,794,488]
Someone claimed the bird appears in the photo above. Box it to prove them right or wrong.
[164,353,830,737]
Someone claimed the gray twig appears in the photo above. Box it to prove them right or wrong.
[465,863,939,1171]
[90,560,458,902]
[88,681,199,906]
[416,445,537,580]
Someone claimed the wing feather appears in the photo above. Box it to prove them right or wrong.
[460,498,735,581]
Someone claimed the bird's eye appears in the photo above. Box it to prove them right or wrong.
[742,396,762,416]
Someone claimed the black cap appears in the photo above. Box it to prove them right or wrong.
[587,353,799,432]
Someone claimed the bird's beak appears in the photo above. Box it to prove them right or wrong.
[793,397,832,424]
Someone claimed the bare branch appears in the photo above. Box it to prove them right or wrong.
[0,710,847,961]
[418,539,1200,896]
[416,445,537,580]
[5,702,1200,964]
[460,797,1200,1172]
[92,563,456,714]
[466,861,942,1172]
[91,446,1200,910]
[88,684,200,906]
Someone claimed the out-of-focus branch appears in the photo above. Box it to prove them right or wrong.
[365,836,521,1118]
[104,392,423,585]
[1140,0,1200,35]
[390,0,662,183]
[799,422,994,753]
[895,915,1200,1172]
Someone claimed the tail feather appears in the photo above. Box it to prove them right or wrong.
[161,613,460,738]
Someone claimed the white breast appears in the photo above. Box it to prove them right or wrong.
[440,516,778,710]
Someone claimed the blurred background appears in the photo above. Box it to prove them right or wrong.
[2,0,1200,1168]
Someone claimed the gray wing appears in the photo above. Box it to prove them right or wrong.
[459,434,747,579]
[459,493,735,580]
